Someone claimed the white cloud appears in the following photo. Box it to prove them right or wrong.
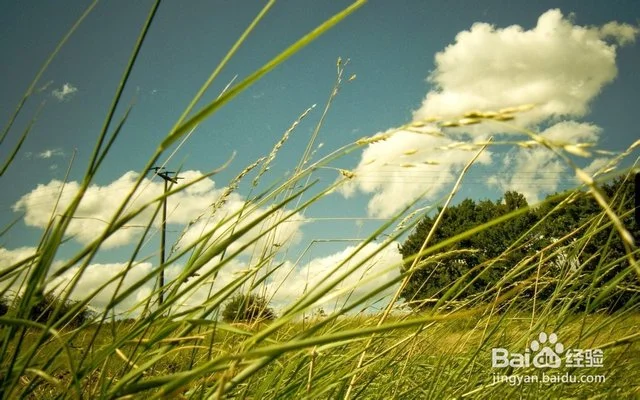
[13,170,306,249]
[0,247,37,294]
[0,245,161,316]
[49,261,155,315]
[0,246,37,269]
[414,9,636,123]
[166,241,402,316]
[600,21,639,46]
[488,121,602,202]
[266,241,402,313]
[341,130,492,217]
[539,120,602,144]
[0,247,64,297]
[343,10,637,214]
[38,80,54,93]
[0,247,157,317]
[583,157,611,176]
[1,240,402,317]
[176,207,305,260]
[51,83,78,101]
[37,148,64,159]
[93,240,400,316]
[487,148,564,204]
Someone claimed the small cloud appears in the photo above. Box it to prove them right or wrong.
[49,164,58,171]
[51,83,78,101]
[252,92,264,99]
[599,21,639,46]
[38,80,54,93]
[583,157,610,176]
[37,148,64,159]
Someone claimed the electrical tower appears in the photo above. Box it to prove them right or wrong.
[149,166,183,306]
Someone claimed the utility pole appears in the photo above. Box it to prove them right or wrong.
[634,171,640,225]
[149,166,182,306]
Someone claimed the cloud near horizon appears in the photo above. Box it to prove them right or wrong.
[341,9,638,216]
[12,170,306,250]
[0,240,402,317]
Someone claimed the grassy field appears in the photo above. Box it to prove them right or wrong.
[1,1,640,399]
[6,312,640,398]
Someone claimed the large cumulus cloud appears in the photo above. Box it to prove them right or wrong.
[342,9,637,215]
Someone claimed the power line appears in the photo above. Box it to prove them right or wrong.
[1,169,575,209]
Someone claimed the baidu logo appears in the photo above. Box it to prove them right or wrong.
[492,332,603,369]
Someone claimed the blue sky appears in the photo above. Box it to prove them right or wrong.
[1,1,638,312]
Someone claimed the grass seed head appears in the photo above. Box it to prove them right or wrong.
[564,144,592,157]
[356,133,390,145]
[575,168,594,185]
[463,110,483,118]
[339,169,356,179]
[480,111,499,118]
[441,120,460,128]
[494,113,515,121]
[458,117,481,126]
[517,140,538,149]
[516,103,536,112]
[499,106,519,114]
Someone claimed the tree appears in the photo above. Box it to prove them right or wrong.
[399,178,639,312]
[222,293,276,323]
[25,294,94,327]
[399,193,538,308]
[533,177,639,311]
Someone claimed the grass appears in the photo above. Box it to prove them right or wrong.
[1,1,640,399]
[6,313,640,398]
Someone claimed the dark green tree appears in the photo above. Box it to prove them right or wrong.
[222,293,276,323]
[399,178,639,312]
[26,294,94,327]
[399,192,538,308]
[533,177,639,311]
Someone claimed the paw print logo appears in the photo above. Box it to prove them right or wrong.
[530,332,564,368]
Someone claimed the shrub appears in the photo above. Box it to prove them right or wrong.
[0,298,8,317]
[222,293,276,323]
[27,294,94,328]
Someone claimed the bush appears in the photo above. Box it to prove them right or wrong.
[0,298,8,317]
[222,293,276,323]
[27,294,94,328]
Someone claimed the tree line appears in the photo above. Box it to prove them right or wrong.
[399,176,639,312]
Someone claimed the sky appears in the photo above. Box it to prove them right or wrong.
[1,0,639,315]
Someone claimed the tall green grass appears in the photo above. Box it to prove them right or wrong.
[1,1,639,399]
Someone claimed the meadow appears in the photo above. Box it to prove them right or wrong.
[1,1,639,399]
